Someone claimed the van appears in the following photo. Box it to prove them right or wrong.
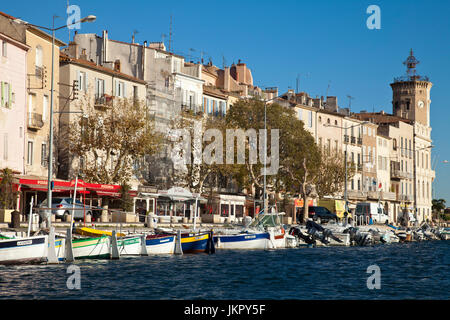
[355,202,389,224]
[318,199,352,221]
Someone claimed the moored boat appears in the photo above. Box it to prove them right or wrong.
[180,232,210,253]
[214,231,270,250]
[0,235,48,265]
[145,234,176,254]
[72,235,111,259]
[117,235,143,256]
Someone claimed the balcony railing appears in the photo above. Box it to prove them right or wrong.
[347,190,367,200]
[28,112,44,130]
[344,135,349,143]
[381,191,396,201]
[351,136,356,144]
[398,194,413,202]
[94,94,113,109]
[357,137,363,145]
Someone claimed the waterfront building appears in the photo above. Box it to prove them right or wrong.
[354,49,435,223]
[0,13,29,175]
[57,50,147,184]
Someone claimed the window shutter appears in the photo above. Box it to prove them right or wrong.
[85,73,89,92]
[0,82,4,107]
[8,83,12,108]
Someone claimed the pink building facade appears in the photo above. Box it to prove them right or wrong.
[0,32,29,173]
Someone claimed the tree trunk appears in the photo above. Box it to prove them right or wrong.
[302,194,309,225]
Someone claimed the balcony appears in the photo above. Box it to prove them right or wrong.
[27,113,44,130]
[367,191,380,200]
[391,169,411,180]
[357,137,363,145]
[381,191,396,201]
[344,135,349,143]
[398,194,413,202]
[94,94,113,110]
[351,136,356,144]
[347,190,367,200]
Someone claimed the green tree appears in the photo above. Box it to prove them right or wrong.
[119,182,134,212]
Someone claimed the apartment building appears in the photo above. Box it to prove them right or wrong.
[57,51,147,182]
[0,26,29,174]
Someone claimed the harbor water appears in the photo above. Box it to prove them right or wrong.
[0,241,448,300]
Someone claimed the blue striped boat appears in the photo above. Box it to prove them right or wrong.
[214,232,270,250]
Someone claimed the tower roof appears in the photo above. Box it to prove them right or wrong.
[393,49,429,83]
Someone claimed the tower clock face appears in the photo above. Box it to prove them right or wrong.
[418,100,424,108]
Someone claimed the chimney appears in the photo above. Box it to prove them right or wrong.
[224,66,230,91]
[102,30,109,64]
[67,41,79,59]
[80,48,87,60]
[114,59,121,72]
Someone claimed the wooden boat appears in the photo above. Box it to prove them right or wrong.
[145,234,176,254]
[117,235,143,256]
[74,227,125,238]
[72,236,111,259]
[214,232,270,250]
[180,232,210,253]
[0,235,48,265]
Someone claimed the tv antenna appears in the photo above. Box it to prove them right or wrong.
[347,95,354,113]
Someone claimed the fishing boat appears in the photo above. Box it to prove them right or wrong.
[214,231,270,250]
[74,227,126,237]
[179,232,210,253]
[54,237,66,262]
[71,235,111,259]
[117,235,143,256]
[0,235,48,265]
[145,234,176,254]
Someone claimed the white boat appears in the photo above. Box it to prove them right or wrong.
[145,234,176,254]
[0,235,48,265]
[214,231,270,250]
[117,235,144,256]
[246,211,287,249]
[72,236,111,259]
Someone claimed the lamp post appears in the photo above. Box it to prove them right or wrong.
[17,15,96,228]
[262,93,287,215]
[324,121,368,215]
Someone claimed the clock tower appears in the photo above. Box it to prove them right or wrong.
[391,49,432,127]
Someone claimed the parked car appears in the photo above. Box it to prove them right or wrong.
[355,202,390,224]
[297,206,338,224]
[38,197,95,221]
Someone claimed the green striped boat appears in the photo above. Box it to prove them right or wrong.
[72,236,111,259]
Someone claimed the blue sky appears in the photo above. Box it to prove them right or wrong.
[3,0,450,202]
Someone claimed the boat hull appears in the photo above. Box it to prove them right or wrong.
[180,233,209,253]
[0,236,48,265]
[146,235,175,254]
[118,236,142,256]
[72,236,110,259]
[214,232,269,250]
[55,238,66,261]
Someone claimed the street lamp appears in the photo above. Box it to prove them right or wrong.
[324,121,369,214]
[262,92,287,215]
[16,15,96,228]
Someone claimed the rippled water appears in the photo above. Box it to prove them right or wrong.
[0,241,448,300]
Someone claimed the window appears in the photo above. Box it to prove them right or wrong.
[1,82,11,108]
[43,95,48,121]
[78,71,87,92]
[95,78,105,98]
[2,41,6,57]
[297,109,302,120]
[115,80,125,98]
[308,111,312,128]
[41,143,47,167]
[35,45,43,68]
[27,141,33,165]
